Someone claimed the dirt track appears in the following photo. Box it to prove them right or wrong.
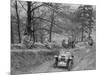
[30,46,96,73]
[11,46,96,75]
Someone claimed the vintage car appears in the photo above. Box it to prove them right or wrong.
[54,50,74,71]
[62,39,75,49]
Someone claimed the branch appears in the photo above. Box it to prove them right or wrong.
[32,17,51,22]
[36,28,49,31]
[44,3,76,22]
[36,28,61,34]
[31,16,67,31]
[32,18,67,34]
[31,4,44,12]
[31,2,37,6]
[18,0,27,11]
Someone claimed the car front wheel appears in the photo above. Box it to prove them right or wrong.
[67,60,73,71]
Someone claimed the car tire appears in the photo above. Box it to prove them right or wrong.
[54,57,58,68]
[67,60,73,71]
[54,62,58,68]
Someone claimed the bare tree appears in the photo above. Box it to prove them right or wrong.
[49,8,55,42]
[15,0,21,43]
[11,19,14,44]
[25,1,45,42]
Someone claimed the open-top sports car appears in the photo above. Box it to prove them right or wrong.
[54,51,74,71]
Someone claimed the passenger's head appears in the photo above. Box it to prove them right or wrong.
[24,32,27,35]
[63,39,65,42]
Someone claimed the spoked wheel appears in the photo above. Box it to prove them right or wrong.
[54,60,59,68]
[67,60,73,71]
[54,57,58,68]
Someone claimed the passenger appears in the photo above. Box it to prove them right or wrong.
[62,39,68,49]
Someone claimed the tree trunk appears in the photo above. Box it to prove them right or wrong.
[11,22,14,44]
[40,31,44,43]
[88,21,92,40]
[81,24,84,41]
[88,26,92,40]
[15,0,21,43]
[32,15,36,42]
[27,1,32,35]
[27,1,36,43]
[49,9,54,42]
